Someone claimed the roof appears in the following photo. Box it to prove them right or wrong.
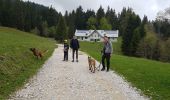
[75,30,119,38]
[75,30,91,37]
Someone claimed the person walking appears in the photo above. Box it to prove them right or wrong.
[101,36,113,72]
[63,40,69,61]
[70,36,80,62]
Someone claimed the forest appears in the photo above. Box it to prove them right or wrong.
[0,0,170,62]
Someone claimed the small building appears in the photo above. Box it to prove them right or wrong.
[75,30,119,42]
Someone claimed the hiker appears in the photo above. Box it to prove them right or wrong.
[101,36,113,72]
[63,40,69,61]
[70,36,80,62]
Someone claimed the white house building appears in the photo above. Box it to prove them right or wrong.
[75,30,119,42]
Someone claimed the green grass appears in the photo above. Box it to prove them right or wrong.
[0,27,56,99]
[112,37,122,55]
[80,41,170,100]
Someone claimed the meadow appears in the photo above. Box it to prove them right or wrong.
[80,41,170,100]
[0,27,56,99]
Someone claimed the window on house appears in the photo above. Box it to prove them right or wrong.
[90,39,93,41]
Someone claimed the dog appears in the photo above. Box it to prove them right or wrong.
[88,56,96,73]
[30,48,48,59]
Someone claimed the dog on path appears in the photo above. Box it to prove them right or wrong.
[30,48,48,59]
[88,56,96,73]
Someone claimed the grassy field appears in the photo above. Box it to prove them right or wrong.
[0,27,56,99]
[112,37,122,55]
[80,41,170,100]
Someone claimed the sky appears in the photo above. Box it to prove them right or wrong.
[23,0,170,20]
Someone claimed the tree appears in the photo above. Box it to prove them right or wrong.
[84,9,96,29]
[42,21,49,36]
[48,26,56,37]
[67,10,76,39]
[75,6,85,29]
[154,7,170,39]
[118,7,128,36]
[99,17,112,30]
[30,27,40,35]
[136,24,159,59]
[156,7,170,21]
[106,6,118,29]
[131,28,141,55]
[47,6,58,27]
[152,40,161,60]
[64,10,69,26]
[121,10,141,56]
[68,23,75,39]
[85,9,95,18]
[139,22,146,38]
[96,6,105,28]
[160,38,170,62]
[165,38,170,61]
[142,15,148,24]
[55,15,68,42]
[0,0,59,34]
[0,0,2,25]
[87,17,97,30]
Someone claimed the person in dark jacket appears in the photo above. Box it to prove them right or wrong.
[101,36,113,72]
[63,40,69,61]
[70,36,80,62]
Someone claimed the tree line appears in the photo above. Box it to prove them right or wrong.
[119,7,170,62]
[0,0,170,62]
[0,0,59,36]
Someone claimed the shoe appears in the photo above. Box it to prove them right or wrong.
[72,60,74,62]
[63,59,65,61]
[101,68,105,71]
[76,59,78,62]
[106,69,109,72]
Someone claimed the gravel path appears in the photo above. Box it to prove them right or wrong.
[10,44,149,100]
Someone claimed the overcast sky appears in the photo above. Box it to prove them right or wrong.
[23,0,170,20]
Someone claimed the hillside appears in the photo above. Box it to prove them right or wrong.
[80,41,170,100]
[0,27,56,99]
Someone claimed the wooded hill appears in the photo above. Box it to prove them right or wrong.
[0,0,170,62]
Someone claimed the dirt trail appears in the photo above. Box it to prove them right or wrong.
[10,44,148,100]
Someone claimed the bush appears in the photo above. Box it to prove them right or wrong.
[30,27,40,35]
[48,26,56,37]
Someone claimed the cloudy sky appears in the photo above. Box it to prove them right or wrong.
[23,0,170,20]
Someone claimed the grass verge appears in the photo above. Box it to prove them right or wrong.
[80,41,170,100]
[0,27,56,99]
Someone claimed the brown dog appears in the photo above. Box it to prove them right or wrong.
[30,48,48,59]
[88,56,96,73]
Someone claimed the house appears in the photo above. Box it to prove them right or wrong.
[75,30,119,42]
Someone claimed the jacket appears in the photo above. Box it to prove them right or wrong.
[64,43,69,52]
[70,39,80,50]
[103,40,113,54]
